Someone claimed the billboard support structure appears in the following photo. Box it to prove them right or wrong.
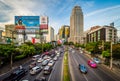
[39,29,43,53]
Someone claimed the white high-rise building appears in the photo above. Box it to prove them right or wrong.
[69,6,84,44]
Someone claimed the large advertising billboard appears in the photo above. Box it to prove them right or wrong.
[15,16,40,34]
[15,16,40,27]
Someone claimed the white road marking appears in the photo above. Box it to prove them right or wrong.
[68,52,76,81]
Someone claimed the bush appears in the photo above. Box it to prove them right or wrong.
[14,54,26,61]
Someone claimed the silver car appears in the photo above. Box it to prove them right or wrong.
[30,66,42,75]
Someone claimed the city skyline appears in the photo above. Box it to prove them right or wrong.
[0,0,120,34]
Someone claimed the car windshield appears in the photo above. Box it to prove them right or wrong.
[95,58,99,61]
[90,61,95,64]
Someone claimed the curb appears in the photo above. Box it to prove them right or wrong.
[84,50,120,76]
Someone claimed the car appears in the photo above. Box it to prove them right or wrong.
[93,57,101,64]
[53,56,58,61]
[42,60,49,66]
[32,55,40,61]
[88,60,97,68]
[30,66,42,75]
[34,77,46,81]
[29,62,36,69]
[37,58,43,63]
[2,69,27,81]
[78,64,87,74]
[43,66,52,75]
[22,80,29,81]
[48,60,55,66]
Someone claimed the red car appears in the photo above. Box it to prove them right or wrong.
[88,60,97,68]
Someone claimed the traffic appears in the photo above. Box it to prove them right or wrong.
[1,47,64,81]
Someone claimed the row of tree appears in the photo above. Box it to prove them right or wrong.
[64,41,120,60]
[0,42,53,66]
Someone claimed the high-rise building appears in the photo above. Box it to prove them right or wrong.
[46,26,54,42]
[58,25,70,41]
[69,6,83,44]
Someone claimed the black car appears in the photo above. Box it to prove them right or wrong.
[2,69,27,81]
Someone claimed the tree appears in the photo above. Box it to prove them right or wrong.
[112,43,120,59]
[102,51,110,58]
[19,44,35,57]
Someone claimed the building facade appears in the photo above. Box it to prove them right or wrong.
[69,6,83,44]
[59,25,70,41]
[5,24,18,44]
[87,25,117,43]
[46,26,54,42]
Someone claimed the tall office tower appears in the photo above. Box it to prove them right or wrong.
[69,6,83,44]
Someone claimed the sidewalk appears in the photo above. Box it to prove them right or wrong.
[0,57,31,76]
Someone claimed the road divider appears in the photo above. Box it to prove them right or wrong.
[63,51,70,81]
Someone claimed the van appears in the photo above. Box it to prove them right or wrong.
[43,66,52,74]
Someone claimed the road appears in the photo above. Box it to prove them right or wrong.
[69,48,120,81]
[0,46,64,81]
[48,50,64,81]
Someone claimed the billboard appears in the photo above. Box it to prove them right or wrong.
[15,16,40,27]
[15,16,40,34]
[40,16,48,33]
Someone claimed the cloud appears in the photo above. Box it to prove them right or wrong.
[84,6,120,34]
[85,5,120,17]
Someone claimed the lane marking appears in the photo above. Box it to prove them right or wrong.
[61,52,64,81]
[68,52,76,81]
[75,50,103,81]
[83,74,89,81]
[48,52,64,81]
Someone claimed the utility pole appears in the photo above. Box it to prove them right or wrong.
[110,40,113,69]
[10,30,16,69]
[102,40,104,51]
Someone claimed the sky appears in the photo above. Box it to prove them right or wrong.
[0,0,120,34]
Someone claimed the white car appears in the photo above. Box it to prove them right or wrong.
[30,66,42,75]
[53,56,58,61]
[37,58,43,63]
[93,58,101,64]
[48,60,55,66]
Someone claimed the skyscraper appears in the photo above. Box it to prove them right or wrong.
[69,6,83,44]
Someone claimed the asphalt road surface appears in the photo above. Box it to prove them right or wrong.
[0,46,64,81]
[68,47,120,81]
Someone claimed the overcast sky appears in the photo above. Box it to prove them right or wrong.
[0,0,120,34]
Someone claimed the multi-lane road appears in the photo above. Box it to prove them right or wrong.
[1,46,120,81]
[69,47,120,81]
[0,47,64,81]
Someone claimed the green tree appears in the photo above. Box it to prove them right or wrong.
[102,51,110,58]
[112,43,120,59]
